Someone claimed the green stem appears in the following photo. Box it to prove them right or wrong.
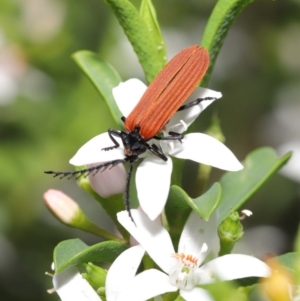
[79,217,126,244]
[195,164,212,196]
[218,238,235,256]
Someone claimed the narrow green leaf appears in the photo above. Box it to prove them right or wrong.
[72,51,123,127]
[165,185,192,247]
[218,147,291,221]
[140,0,166,65]
[173,295,185,301]
[171,157,184,187]
[189,183,222,221]
[103,0,165,83]
[201,0,257,86]
[54,238,128,273]
[275,252,300,276]
[162,291,179,301]
[206,281,248,301]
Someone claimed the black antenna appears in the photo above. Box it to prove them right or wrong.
[44,159,127,179]
[44,157,139,224]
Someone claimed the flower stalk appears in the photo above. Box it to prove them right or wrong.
[43,189,125,243]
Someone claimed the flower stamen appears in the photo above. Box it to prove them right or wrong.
[240,209,253,220]
[169,252,200,290]
[172,253,199,267]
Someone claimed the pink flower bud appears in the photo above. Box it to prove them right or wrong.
[88,163,127,198]
[43,189,81,225]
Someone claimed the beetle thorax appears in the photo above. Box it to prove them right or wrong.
[123,127,148,158]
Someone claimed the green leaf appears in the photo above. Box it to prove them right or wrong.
[218,147,291,221]
[171,156,184,187]
[165,184,221,247]
[275,252,300,276]
[189,182,222,221]
[201,0,257,86]
[165,185,193,248]
[54,239,87,272]
[161,291,179,301]
[72,51,123,127]
[206,281,248,301]
[140,0,166,66]
[103,0,165,83]
[173,295,185,301]
[54,238,128,273]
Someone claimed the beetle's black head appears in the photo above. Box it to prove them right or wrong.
[123,126,149,158]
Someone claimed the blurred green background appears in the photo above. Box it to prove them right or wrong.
[0,0,299,300]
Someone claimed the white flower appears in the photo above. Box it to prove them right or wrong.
[113,209,271,301]
[53,266,102,301]
[70,79,243,220]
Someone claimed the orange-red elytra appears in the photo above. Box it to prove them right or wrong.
[45,45,212,222]
[125,45,209,139]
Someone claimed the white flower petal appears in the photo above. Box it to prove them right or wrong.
[178,211,218,265]
[106,245,145,301]
[200,254,271,283]
[88,163,126,198]
[117,210,176,273]
[113,79,147,118]
[166,88,222,131]
[136,155,173,220]
[170,133,243,171]
[117,269,177,301]
[69,133,125,166]
[53,267,101,301]
[180,287,214,301]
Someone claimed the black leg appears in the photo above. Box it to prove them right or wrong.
[102,129,122,151]
[177,96,217,111]
[153,131,184,142]
[147,143,168,161]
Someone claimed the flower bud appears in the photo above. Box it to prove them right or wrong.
[43,189,82,225]
[43,189,125,242]
[87,163,127,198]
[82,263,107,290]
[218,211,244,255]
